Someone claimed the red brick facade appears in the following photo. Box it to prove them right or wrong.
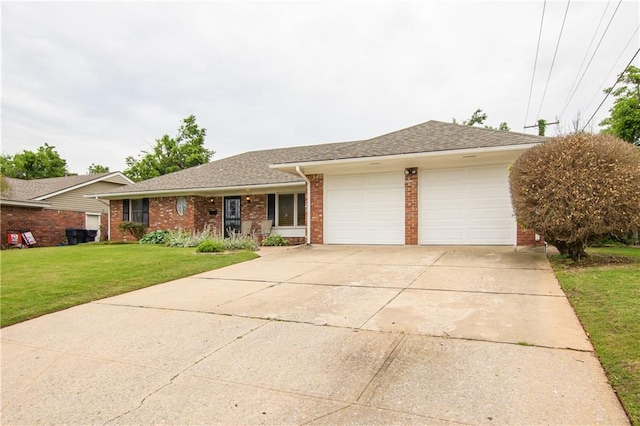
[308,174,324,244]
[517,226,545,246]
[1,206,108,248]
[404,169,419,245]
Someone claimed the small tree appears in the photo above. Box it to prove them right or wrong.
[509,133,640,260]
[88,163,110,174]
[0,143,70,179]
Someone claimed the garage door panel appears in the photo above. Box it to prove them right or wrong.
[325,173,404,245]
[419,165,515,245]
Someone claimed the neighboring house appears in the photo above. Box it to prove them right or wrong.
[1,172,133,248]
[92,121,546,246]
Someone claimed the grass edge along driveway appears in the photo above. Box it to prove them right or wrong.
[551,246,640,426]
[1,244,258,328]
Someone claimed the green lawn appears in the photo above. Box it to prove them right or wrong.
[551,246,640,425]
[0,244,258,327]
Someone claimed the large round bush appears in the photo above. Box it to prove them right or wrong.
[509,133,640,259]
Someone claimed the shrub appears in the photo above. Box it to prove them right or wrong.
[196,240,225,253]
[139,230,169,245]
[262,234,288,246]
[165,227,216,248]
[117,221,147,241]
[510,133,640,260]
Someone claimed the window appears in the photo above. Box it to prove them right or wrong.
[123,198,149,226]
[267,193,305,227]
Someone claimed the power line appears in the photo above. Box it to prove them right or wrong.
[558,0,623,120]
[535,0,571,121]
[582,24,640,116]
[582,47,640,132]
[558,0,611,119]
[523,0,547,128]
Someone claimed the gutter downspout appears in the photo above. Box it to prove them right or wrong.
[295,166,311,245]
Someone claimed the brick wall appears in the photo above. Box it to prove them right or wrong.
[404,169,419,245]
[308,174,324,244]
[242,194,268,234]
[1,206,86,248]
[517,225,544,246]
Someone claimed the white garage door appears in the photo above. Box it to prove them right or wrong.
[325,173,405,244]
[419,165,516,245]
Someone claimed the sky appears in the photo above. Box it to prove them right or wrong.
[2,0,639,175]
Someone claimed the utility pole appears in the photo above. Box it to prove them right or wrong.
[524,119,559,136]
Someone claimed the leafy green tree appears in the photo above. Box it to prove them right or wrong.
[0,143,70,179]
[124,115,213,182]
[599,65,640,145]
[452,108,510,131]
[88,163,110,174]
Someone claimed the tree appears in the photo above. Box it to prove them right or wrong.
[0,143,70,179]
[124,115,213,182]
[599,65,640,145]
[452,108,510,131]
[88,163,110,174]
[509,133,640,260]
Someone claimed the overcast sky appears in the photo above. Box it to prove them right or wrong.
[2,1,639,175]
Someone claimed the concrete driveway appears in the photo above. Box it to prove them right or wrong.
[1,245,628,425]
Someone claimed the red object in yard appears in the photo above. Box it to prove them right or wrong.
[7,232,23,247]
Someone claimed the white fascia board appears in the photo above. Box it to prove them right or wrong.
[0,199,51,208]
[34,172,134,201]
[87,181,306,200]
[269,144,540,171]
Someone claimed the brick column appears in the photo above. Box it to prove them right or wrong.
[308,174,324,244]
[404,168,419,245]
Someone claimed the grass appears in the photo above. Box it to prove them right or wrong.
[551,246,640,425]
[0,244,258,327]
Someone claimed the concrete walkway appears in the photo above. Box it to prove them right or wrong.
[1,245,629,425]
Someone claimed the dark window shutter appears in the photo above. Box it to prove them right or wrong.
[267,194,275,222]
[123,200,129,221]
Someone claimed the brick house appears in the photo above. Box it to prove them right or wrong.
[1,172,133,248]
[92,121,545,246]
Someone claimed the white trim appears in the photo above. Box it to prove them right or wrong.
[0,199,50,208]
[295,166,311,245]
[89,181,305,200]
[269,144,541,170]
[35,172,133,200]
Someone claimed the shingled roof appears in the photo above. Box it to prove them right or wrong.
[1,172,127,203]
[273,120,546,164]
[92,120,546,198]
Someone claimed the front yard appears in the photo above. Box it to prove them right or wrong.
[551,246,640,425]
[0,244,258,327]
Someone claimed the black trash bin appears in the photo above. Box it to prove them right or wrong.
[86,229,98,242]
[65,228,78,245]
[76,229,88,243]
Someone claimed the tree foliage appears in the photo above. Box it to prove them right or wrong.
[452,108,510,131]
[124,115,213,182]
[509,133,640,260]
[599,65,640,145]
[88,163,110,174]
[0,143,70,179]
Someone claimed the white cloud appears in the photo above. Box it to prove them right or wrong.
[2,1,638,174]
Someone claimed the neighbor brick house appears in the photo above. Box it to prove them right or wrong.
[1,172,133,248]
[92,121,545,246]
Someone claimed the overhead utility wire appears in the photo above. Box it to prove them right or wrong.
[535,0,571,121]
[558,0,623,120]
[582,47,640,132]
[582,24,640,115]
[523,0,547,128]
[558,0,611,119]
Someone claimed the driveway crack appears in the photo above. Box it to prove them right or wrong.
[103,320,270,424]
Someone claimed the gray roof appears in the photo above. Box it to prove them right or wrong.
[96,141,354,196]
[1,172,119,202]
[92,120,546,197]
[274,120,546,164]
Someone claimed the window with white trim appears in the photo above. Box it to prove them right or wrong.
[267,193,305,227]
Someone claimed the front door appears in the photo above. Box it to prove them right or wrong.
[224,196,241,237]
